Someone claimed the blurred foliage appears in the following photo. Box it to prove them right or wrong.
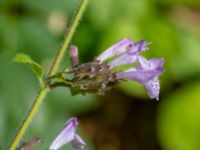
[0,0,200,149]
[158,82,200,150]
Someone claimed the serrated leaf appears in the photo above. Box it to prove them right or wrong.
[13,53,44,83]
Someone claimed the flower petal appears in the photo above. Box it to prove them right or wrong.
[71,134,86,149]
[144,77,160,100]
[138,56,164,70]
[108,40,148,68]
[96,39,133,63]
[49,118,78,150]
[116,68,163,83]
[116,55,164,100]
[127,40,148,55]
[108,54,137,68]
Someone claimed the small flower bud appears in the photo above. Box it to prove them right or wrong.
[69,45,79,68]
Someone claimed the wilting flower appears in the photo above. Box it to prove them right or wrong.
[49,117,85,150]
[51,38,164,100]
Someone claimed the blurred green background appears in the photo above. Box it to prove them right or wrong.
[1,0,200,149]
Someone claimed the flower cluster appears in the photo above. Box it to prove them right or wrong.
[96,39,164,100]
[61,38,164,100]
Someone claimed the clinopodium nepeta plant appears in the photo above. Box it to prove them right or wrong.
[8,0,164,150]
[49,39,164,100]
[48,39,164,150]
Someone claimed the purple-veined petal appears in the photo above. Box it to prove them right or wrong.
[71,134,86,149]
[144,77,160,100]
[49,117,78,150]
[116,55,164,100]
[108,40,148,68]
[96,38,133,63]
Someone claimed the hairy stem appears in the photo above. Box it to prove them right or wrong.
[8,0,88,149]
[48,0,88,76]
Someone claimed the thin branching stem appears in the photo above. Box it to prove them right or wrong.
[8,0,88,149]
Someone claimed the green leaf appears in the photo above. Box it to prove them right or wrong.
[13,53,44,83]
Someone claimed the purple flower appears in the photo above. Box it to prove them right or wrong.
[97,39,164,100]
[116,56,164,100]
[49,117,85,150]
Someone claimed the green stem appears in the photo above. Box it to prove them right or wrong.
[8,88,48,150]
[48,0,88,77]
[8,0,88,149]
